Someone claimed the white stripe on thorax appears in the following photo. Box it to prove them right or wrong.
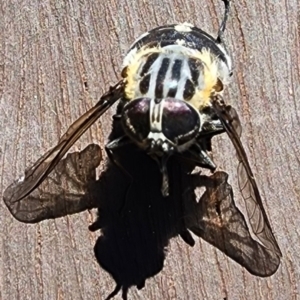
[175,57,191,99]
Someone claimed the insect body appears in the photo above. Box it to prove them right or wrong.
[109,21,233,195]
[4,0,281,298]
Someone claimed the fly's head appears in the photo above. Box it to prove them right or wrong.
[121,97,201,157]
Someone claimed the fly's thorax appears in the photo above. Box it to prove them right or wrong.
[122,44,229,112]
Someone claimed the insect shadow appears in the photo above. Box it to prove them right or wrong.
[4,140,280,300]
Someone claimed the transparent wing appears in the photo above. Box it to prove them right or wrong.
[211,96,281,258]
[4,144,101,223]
[3,81,124,206]
[185,171,280,276]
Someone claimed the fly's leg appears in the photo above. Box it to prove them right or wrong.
[105,135,133,180]
[105,136,135,213]
[181,118,225,171]
[186,144,216,171]
[89,136,133,230]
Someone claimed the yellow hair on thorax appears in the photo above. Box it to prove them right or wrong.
[123,46,220,108]
[122,47,163,100]
[188,49,219,110]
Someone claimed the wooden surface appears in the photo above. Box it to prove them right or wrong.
[1,0,299,299]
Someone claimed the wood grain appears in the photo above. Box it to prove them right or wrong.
[1,0,299,299]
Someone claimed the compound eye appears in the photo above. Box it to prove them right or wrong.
[162,98,201,145]
[122,98,201,150]
[122,98,151,142]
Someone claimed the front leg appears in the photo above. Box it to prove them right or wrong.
[105,135,133,179]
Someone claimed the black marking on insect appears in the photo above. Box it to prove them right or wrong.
[3,0,281,299]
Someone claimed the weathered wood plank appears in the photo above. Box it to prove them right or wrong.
[1,0,299,299]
